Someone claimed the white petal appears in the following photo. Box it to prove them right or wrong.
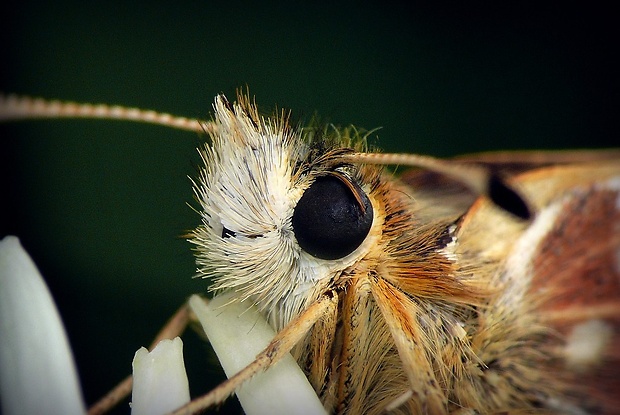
[0,236,86,415]
[189,293,327,415]
[131,337,190,415]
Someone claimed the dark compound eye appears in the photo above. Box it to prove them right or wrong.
[292,175,373,260]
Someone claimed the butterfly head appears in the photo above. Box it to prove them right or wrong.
[190,94,383,327]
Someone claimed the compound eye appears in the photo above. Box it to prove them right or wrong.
[292,175,373,260]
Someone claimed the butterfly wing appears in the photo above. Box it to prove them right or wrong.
[450,159,620,414]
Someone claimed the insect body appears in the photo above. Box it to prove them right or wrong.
[189,94,620,414]
[1,93,619,414]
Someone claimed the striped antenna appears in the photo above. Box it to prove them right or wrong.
[0,93,531,220]
[342,152,532,220]
[0,94,215,134]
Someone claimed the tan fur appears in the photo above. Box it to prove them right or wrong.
[2,92,618,414]
[190,94,620,414]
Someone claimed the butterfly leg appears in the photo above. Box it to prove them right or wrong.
[169,292,338,415]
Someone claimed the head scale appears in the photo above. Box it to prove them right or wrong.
[190,94,380,328]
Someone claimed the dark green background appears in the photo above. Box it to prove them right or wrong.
[1,2,617,413]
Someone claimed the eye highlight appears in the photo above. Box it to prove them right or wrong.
[292,175,373,260]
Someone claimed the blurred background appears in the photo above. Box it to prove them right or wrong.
[1,2,617,413]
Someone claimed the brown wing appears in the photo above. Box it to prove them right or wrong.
[400,148,620,221]
[455,160,620,414]
[519,163,620,413]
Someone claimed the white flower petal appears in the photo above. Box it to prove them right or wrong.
[131,337,190,415]
[0,236,86,415]
[189,293,327,415]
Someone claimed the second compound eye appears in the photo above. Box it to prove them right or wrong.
[292,175,373,260]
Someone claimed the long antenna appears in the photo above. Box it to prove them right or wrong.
[342,152,532,220]
[1,94,531,219]
[0,94,214,134]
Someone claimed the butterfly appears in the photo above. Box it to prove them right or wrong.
[1,92,619,414]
